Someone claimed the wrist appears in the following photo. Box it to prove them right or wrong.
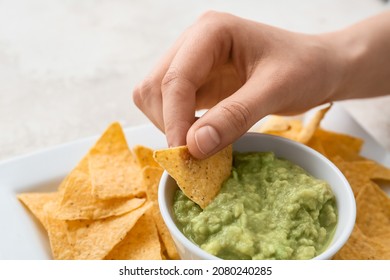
[318,29,365,102]
[322,12,390,101]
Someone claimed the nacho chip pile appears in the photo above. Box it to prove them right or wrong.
[257,104,390,259]
[18,123,179,260]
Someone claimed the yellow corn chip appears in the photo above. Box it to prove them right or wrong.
[260,118,303,141]
[17,192,56,230]
[18,193,73,259]
[355,182,390,238]
[297,104,331,144]
[104,210,162,260]
[333,226,390,260]
[372,233,390,249]
[306,136,327,157]
[57,156,145,220]
[66,202,152,260]
[88,122,144,199]
[133,145,160,168]
[258,115,291,133]
[43,201,74,259]
[332,156,390,197]
[143,166,180,260]
[331,156,371,197]
[89,151,144,199]
[312,129,364,161]
[154,145,232,209]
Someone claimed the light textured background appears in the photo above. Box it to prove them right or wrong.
[1,0,389,161]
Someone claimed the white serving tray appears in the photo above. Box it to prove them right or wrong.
[0,103,388,259]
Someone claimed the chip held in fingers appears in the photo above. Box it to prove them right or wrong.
[153,145,233,209]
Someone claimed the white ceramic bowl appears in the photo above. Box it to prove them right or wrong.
[158,132,356,260]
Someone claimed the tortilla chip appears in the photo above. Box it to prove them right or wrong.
[372,233,390,249]
[19,122,183,260]
[260,106,363,161]
[105,210,162,260]
[43,201,74,259]
[332,156,390,197]
[153,145,233,209]
[331,156,370,197]
[142,167,163,202]
[297,104,331,144]
[66,202,152,260]
[57,156,145,220]
[355,182,390,238]
[258,115,291,133]
[133,145,160,168]
[18,193,74,259]
[367,163,390,182]
[17,192,57,230]
[89,151,144,199]
[306,136,328,157]
[88,123,144,199]
[260,118,303,141]
[333,226,390,260]
[312,129,364,161]
[143,166,180,260]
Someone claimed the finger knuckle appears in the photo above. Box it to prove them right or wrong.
[197,10,232,35]
[220,101,252,131]
[132,78,154,108]
[161,67,180,92]
[161,67,197,99]
[132,86,142,108]
[197,10,221,22]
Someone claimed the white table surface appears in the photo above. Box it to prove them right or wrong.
[1,0,390,162]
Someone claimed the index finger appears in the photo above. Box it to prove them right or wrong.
[161,12,233,147]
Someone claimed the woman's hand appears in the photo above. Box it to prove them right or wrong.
[133,10,390,159]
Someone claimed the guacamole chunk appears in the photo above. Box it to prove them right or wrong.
[173,152,337,260]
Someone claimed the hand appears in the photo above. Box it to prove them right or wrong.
[133,11,353,159]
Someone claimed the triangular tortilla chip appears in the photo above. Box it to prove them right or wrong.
[258,115,291,133]
[143,166,180,259]
[333,226,390,260]
[104,210,162,260]
[43,201,74,259]
[153,145,232,209]
[332,156,390,197]
[88,122,144,199]
[312,129,364,161]
[298,104,331,144]
[17,192,56,230]
[133,145,160,168]
[260,117,303,141]
[355,182,390,238]
[66,202,152,260]
[259,104,332,144]
[18,192,74,259]
[306,136,327,156]
[57,156,146,220]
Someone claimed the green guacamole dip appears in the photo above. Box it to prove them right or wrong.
[173,152,337,260]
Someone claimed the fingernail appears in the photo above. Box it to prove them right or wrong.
[194,125,221,155]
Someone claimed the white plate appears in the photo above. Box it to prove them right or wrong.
[0,124,166,259]
[0,104,388,259]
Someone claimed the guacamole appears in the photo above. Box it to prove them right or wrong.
[173,152,337,260]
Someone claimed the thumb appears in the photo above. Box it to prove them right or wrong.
[186,81,272,159]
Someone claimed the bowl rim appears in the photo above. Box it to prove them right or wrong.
[158,132,356,260]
